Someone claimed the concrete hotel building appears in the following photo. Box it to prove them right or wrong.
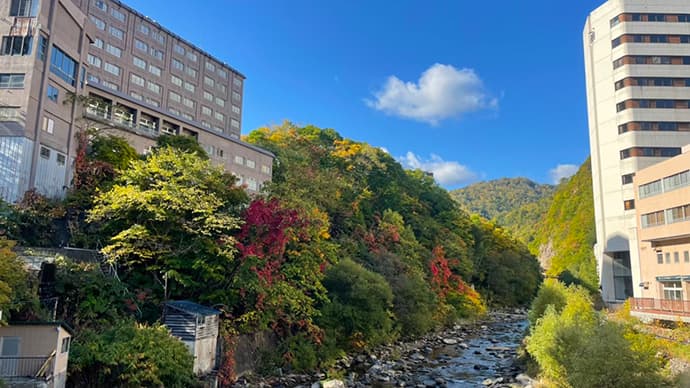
[584,0,690,303]
[0,0,274,203]
[630,146,690,322]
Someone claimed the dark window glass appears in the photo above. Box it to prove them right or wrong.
[660,148,682,157]
[616,102,626,112]
[37,35,47,61]
[49,46,77,86]
[655,100,674,108]
[613,58,624,69]
[658,252,664,264]
[0,73,24,88]
[622,173,635,185]
[659,122,678,131]
[649,35,667,43]
[654,78,673,86]
[649,14,666,22]
[636,56,647,64]
[46,85,58,102]
[10,0,38,17]
[0,36,32,56]
[638,100,650,108]
[633,35,644,43]
[615,80,625,90]
[684,57,690,65]
[675,252,680,263]
[640,122,653,130]
[618,124,628,134]
[624,199,635,210]
[631,13,642,21]
[682,36,690,44]
[612,37,622,48]
[620,149,631,159]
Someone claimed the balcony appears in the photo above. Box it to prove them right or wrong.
[0,356,50,379]
[630,297,690,321]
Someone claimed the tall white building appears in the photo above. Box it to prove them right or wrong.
[584,0,690,303]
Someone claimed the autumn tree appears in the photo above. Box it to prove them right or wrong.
[88,147,247,299]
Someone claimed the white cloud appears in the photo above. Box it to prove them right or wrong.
[399,152,477,187]
[366,63,497,125]
[549,164,579,184]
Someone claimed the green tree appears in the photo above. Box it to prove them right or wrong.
[90,135,139,170]
[156,134,208,159]
[0,239,35,322]
[87,147,247,300]
[68,321,195,387]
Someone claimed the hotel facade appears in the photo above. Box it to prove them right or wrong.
[0,0,274,203]
[584,0,690,304]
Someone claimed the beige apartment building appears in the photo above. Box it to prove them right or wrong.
[0,0,273,203]
[584,0,690,304]
[630,145,690,322]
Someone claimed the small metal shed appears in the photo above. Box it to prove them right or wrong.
[163,301,220,375]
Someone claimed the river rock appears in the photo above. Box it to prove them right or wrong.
[442,338,458,345]
[482,379,494,386]
[321,380,345,388]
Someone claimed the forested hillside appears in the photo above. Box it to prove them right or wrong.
[451,178,555,221]
[528,159,598,292]
[0,124,543,384]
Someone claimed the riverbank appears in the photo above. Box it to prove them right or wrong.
[232,310,536,387]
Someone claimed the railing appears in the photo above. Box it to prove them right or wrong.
[10,17,34,36]
[0,356,50,378]
[631,297,690,314]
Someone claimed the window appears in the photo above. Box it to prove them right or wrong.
[61,337,70,353]
[612,37,622,48]
[0,73,24,88]
[233,78,243,88]
[145,97,159,107]
[675,252,680,263]
[659,122,678,131]
[214,112,224,121]
[94,0,107,11]
[41,117,54,134]
[46,85,59,102]
[138,24,150,35]
[10,0,39,16]
[657,252,664,264]
[56,153,66,166]
[133,56,146,69]
[203,91,213,101]
[104,62,120,76]
[108,26,124,40]
[39,146,50,159]
[247,177,257,191]
[218,69,227,79]
[1,36,32,56]
[87,73,99,84]
[37,35,47,61]
[148,64,161,77]
[150,48,164,61]
[171,75,182,87]
[231,119,240,129]
[638,100,650,108]
[649,35,667,43]
[101,80,118,91]
[232,91,241,101]
[613,58,624,69]
[183,97,194,108]
[168,107,179,115]
[655,100,674,108]
[205,62,216,72]
[130,92,142,100]
[610,16,620,27]
[181,112,193,120]
[186,52,197,62]
[232,105,241,115]
[90,15,105,30]
[218,84,227,94]
[622,173,635,185]
[663,281,683,300]
[134,39,148,52]
[151,31,165,45]
[186,67,197,78]
[261,165,271,174]
[639,179,662,198]
[663,170,690,192]
[130,73,144,87]
[172,59,183,71]
[202,106,212,116]
[215,97,225,107]
[234,155,244,165]
[169,91,181,103]
[92,38,104,49]
[246,159,255,168]
[87,54,101,68]
[183,82,195,93]
[686,251,690,263]
[105,44,121,58]
[110,8,126,22]
[624,199,635,210]
[50,46,77,85]
[147,81,161,94]
[616,102,626,112]
[665,253,671,264]
[641,210,665,228]
[204,76,214,87]
[648,14,666,22]
[174,44,185,55]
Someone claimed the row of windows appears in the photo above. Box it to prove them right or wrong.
[49,46,77,86]
[643,203,690,228]
[9,0,38,17]
[133,38,164,61]
[613,55,690,69]
[639,170,690,199]
[657,252,690,266]
[612,34,690,48]
[38,146,66,166]
[620,147,681,160]
[618,122,690,134]
[89,15,125,41]
[616,99,690,112]
[93,0,126,23]
[611,13,690,27]
[614,77,690,90]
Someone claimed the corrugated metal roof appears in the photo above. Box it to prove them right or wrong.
[165,301,220,317]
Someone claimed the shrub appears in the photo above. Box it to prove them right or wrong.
[69,321,195,387]
[318,259,396,350]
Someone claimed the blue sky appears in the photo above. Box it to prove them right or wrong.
[124,0,606,188]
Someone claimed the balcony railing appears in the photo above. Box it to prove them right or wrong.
[0,356,50,378]
[631,297,690,315]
